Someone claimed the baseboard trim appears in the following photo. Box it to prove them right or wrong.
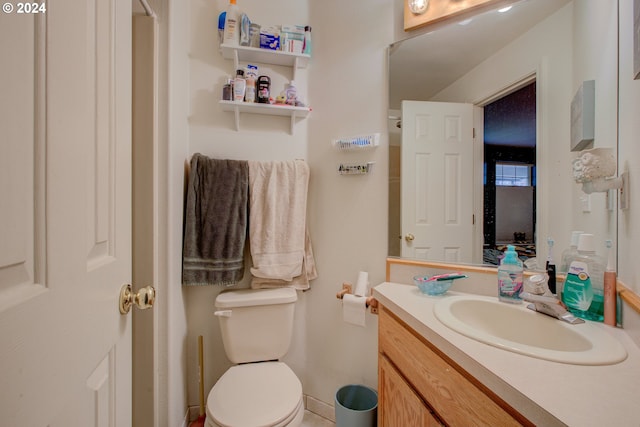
[305,395,335,423]
[186,395,336,424]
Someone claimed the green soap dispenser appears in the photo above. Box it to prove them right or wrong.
[562,234,605,321]
[498,245,523,303]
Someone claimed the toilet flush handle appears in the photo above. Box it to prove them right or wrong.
[214,310,232,317]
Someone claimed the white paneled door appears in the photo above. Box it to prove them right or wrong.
[0,1,133,426]
[401,101,478,262]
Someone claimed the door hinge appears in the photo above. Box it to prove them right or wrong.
[473,127,476,138]
[472,214,475,225]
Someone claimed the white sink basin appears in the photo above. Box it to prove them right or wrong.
[434,295,627,365]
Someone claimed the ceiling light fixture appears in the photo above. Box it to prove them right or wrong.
[408,0,429,15]
[498,6,513,13]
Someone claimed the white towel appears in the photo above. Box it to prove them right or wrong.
[248,160,317,290]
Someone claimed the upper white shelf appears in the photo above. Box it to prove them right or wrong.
[220,44,310,69]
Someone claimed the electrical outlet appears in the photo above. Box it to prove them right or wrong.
[619,172,629,210]
[581,194,591,213]
[606,189,615,211]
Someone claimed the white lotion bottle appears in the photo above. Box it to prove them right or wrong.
[233,69,246,101]
[223,0,240,46]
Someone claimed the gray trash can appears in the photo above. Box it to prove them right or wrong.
[335,384,378,427]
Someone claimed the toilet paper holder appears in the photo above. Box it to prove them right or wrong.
[336,283,378,314]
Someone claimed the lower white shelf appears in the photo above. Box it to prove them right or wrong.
[219,100,311,134]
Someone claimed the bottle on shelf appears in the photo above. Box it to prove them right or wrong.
[233,69,246,101]
[284,81,297,105]
[222,78,233,101]
[257,75,271,104]
[223,0,240,46]
[303,26,312,55]
[244,65,257,103]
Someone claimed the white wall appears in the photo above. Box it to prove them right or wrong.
[571,0,618,263]
[431,3,574,263]
[429,1,619,265]
[161,0,640,422]
[179,0,393,412]
[618,0,640,293]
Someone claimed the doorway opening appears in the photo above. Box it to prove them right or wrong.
[482,81,537,265]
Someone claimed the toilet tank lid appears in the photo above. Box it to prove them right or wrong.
[215,287,297,308]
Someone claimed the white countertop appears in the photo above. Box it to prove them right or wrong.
[373,282,640,427]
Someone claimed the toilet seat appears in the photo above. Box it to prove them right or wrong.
[206,362,303,427]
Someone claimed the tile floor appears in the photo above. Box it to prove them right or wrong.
[302,410,335,427]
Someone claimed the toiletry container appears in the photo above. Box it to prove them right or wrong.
[560,231,583,273]
[284,81,297,105]
[222,78,233,101]
[562,233,605,321]
[239,13,251,46]
[303,26,312,55]
[498,245,523,303]
[217,11,226,46]
[257,75,271,103]
[223,0,240,46]
[233,69,246,101]
[244,65,257,103]
[603,240,616,326]
[207,288,304,427]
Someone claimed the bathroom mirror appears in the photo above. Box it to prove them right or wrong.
[388,0,618,268]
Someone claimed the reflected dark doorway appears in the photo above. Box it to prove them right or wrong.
[483,82,537,265]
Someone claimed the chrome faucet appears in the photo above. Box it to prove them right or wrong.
[520,292,585,324]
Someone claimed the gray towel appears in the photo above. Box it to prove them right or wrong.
[182,154,249,286]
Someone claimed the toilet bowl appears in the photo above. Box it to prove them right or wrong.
[205,362,304,427]
[205,288,303,427]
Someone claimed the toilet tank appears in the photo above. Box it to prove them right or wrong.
[215,288,297,364]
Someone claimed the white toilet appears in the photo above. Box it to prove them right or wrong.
[206,287,304,427]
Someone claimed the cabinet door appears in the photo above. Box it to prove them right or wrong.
[379,354,443,427]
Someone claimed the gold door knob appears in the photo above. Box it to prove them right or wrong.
[405,233,415,242]
[119,284,156,315]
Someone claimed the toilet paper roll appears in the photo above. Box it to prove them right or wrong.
[342,294,366,327]
[354,271,369,297]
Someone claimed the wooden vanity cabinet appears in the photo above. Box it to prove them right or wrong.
[379,354,443,426]
[378,305,532,427]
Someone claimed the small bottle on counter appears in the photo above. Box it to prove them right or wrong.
[603,239,617,326]
[498,245,523,303]
[233,69,246,101]
[560,231,583,274]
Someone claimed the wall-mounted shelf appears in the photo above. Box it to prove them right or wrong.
[333,133,380,151]
[219,100,311,134]
[220,44,310,80]
[338,162,375,175]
